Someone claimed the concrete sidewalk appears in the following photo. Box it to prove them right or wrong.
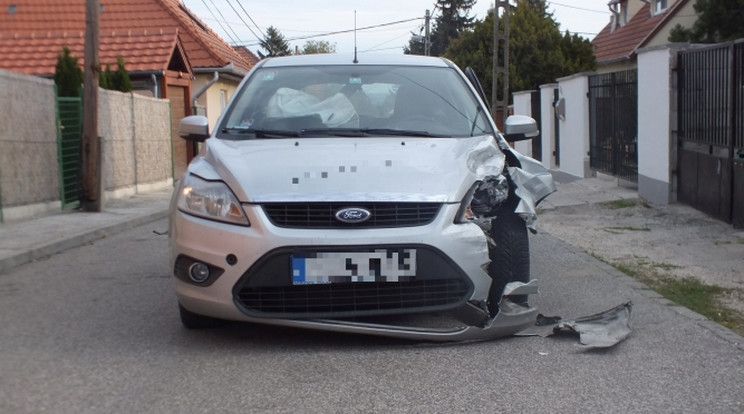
[0,188,173,274]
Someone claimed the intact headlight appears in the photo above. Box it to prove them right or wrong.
[177,174,249,226]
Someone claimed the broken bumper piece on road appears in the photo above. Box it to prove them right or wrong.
[244,285,632,349]
[516,302,633,349]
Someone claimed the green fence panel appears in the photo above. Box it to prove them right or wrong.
[56,97,83,208]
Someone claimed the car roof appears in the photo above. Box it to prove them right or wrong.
[258,53,454,68]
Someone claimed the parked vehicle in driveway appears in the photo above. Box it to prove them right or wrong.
[169,53,555,341]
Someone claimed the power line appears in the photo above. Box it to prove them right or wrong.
[361,25,419,53]
[198,0,235,43]
[232,0,264,35]
[200,0,240,44]
[224,0,263,42]
[549,1,609,14]
[232,17,423,46]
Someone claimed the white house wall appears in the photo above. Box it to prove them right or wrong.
[555,73,592,178]
[637,45,679,204]
[192,75,242,132]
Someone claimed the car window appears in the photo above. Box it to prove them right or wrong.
[220,65,494,138]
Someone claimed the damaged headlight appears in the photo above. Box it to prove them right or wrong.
[455,176,509,223]
[177,174,250,226]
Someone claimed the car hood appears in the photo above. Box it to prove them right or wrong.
[190,136,506,203]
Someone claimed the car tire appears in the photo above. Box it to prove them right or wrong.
[179,303,224,329]
[488,203,530,313]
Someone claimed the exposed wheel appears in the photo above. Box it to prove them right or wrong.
[178,303,224,329]
[488,202,530,313]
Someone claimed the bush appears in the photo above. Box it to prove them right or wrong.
[54,46,83,97]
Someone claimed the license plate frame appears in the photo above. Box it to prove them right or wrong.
[291,249,417,285]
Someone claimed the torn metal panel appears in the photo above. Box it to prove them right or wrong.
[518,302,633,349]
[506,150,557,230]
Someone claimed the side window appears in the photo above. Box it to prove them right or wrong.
[219,90,228,112]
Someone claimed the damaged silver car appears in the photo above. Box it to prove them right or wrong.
[170,54,556,341]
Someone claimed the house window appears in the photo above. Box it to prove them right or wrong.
[219,90,228,112]
[654,0,668,14]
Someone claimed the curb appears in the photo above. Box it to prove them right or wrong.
[0,209,169,274]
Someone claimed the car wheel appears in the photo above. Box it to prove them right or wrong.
[488,203,530,313]
[179,303,224,329]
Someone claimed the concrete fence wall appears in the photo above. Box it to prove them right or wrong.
[100,88,173,199]
[0,69,173,222]
[0,70,60,221]
[512,44,686,205]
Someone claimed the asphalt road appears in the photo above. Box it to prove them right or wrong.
[1,218,742,413]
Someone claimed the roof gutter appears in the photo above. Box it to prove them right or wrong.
[192,71,219,108]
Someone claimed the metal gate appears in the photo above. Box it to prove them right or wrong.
[530,90,542,161]
[56,97,82,208]
[588,70,638,182]
[677,41,743,228]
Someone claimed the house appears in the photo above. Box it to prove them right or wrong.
[592,0,698,72]
[0,0,259,177]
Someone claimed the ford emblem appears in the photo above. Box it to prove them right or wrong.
[335,207,372,224]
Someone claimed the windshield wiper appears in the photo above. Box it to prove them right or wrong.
[298,128,443,138]
[360,128,447,138]
[222,127,300,138]
[298,128,367,137]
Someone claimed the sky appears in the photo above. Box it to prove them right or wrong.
[182,0,612,56]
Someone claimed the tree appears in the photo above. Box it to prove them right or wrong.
[668,0,744,43]
[98,56,132,92]
[54,46,84,97]
[111,56,132,92]
[99,64,111,90]
[259,26,291,58]
[445,2,595,104]
[299,40,337,54]
[405,0,476,56]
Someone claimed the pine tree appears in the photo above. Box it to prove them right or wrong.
[430,0,476,56]
[54,46,83,97]
[405,0,475,56]
[99,64,111,89]
[111,56,132,92]
[258,26,291,58]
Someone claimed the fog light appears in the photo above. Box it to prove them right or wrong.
[188,262,211,283]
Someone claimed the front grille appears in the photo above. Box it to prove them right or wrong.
[232,245,473,318]
[262,202,441,228]
[236,279,469,315]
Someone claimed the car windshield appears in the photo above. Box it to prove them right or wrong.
[220,65,494,139]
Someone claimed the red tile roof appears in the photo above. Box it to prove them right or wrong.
[0,0,257,75]
[234,46,260,68]
[0,30,187,75]
[593,0,690,64]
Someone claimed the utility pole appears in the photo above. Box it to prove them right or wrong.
[424,9,431,56]
[492,1,510,131]
[82,0,102,211]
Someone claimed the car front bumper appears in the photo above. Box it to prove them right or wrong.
[170,203,539,341]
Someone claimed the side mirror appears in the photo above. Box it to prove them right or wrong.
[178,115,210,142]
[504,115,539,142]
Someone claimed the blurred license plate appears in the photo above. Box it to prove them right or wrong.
[291,249,416,285]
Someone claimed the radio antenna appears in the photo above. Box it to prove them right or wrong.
[353,10,358,63]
